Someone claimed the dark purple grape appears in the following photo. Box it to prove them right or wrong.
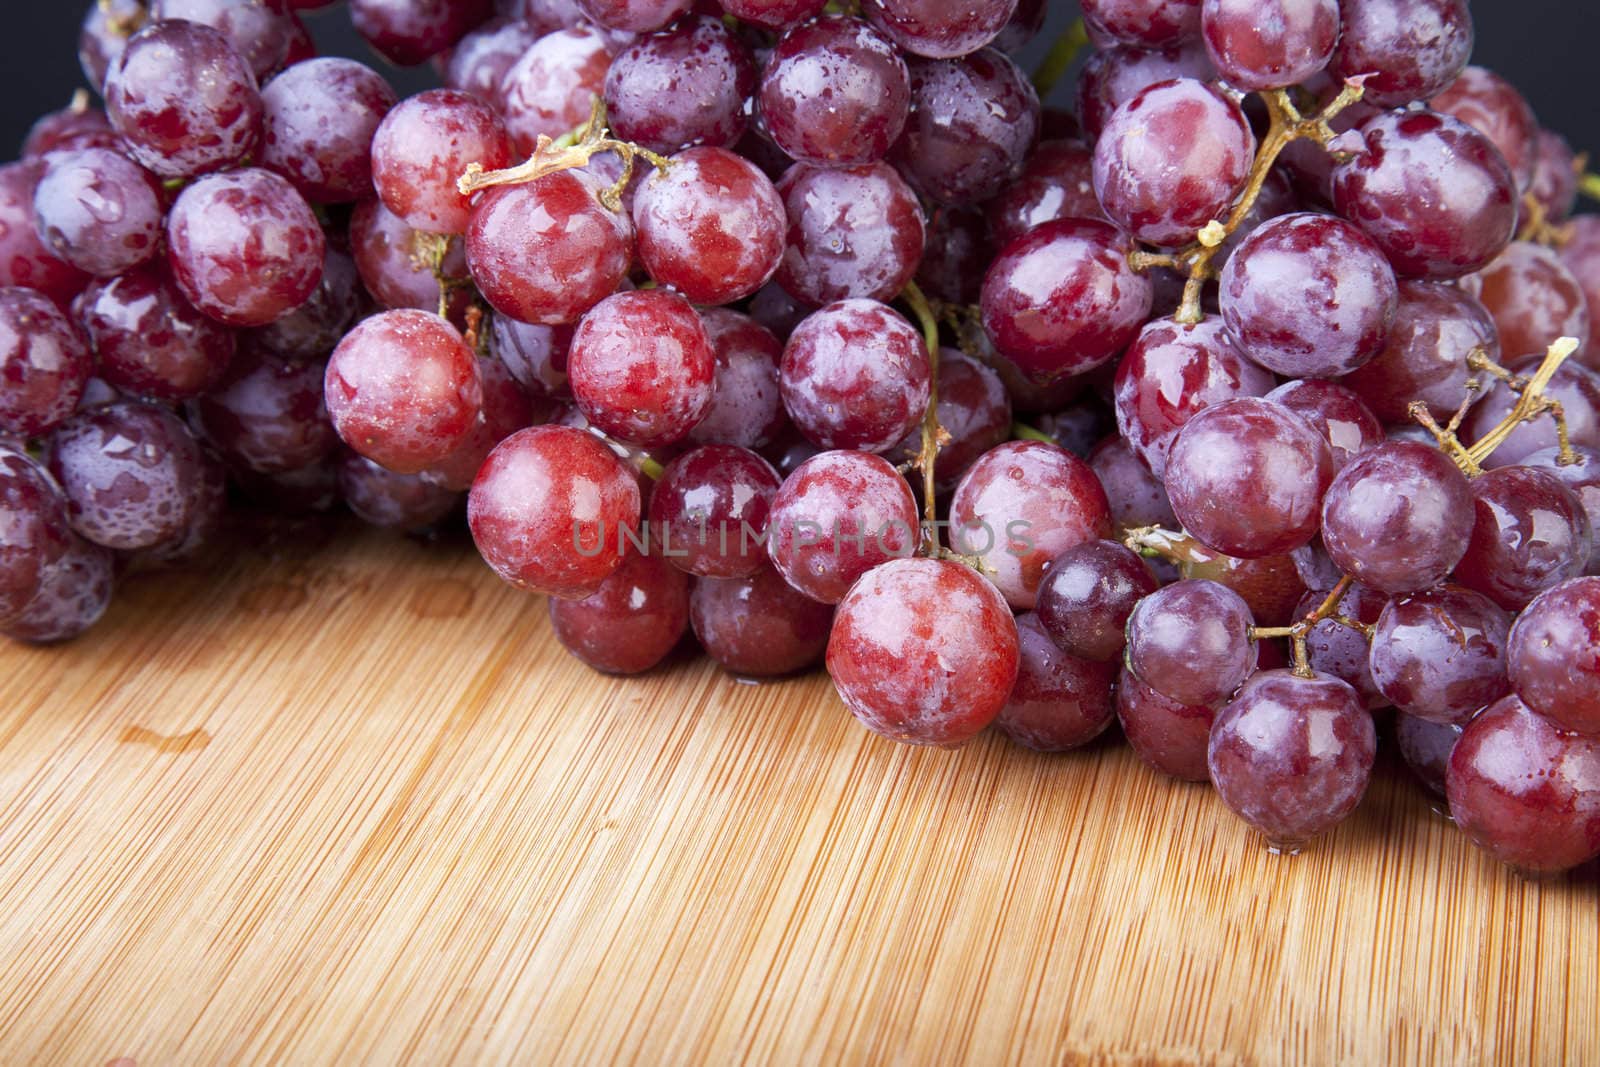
[1036,539,1157,662]
[550,550,689,674]
[151,0,295,79]
[779,299,929,455]
[1033,396,1114,459]
[1089,435,1178,530]
[893,48,1040,206]
[1298,582,1388,710]
[194,347,335,473]
[81,268,236,402]
[1430,66,1537,191]
[985,140,1104,248]
[1201,0,1338,90]
[1460,242,1591,369]
[261,58,397,205]
[648,445,780,579]
[1209,669,1376,850]
[1395,712,1461,796]
[1320,441,1474,595]
[604,15,753,156]
[1265,380,1384,472]
[884,351,1010,494]
[1,532,113,645]
[1369,585,1511,724]
[774,162,925,309]
[1523,446,1600,574]
[1125,578,1255,707]
[1332,109,1516,281]
[104,20,264,180]
[1339,280,1499,424]
[247,247,361,362]
[0,445,73,626]
[0,162,90,307]
[31,147,163,279]
[914,205,992,306]
[350,0,493,67]
[689,564,833,677]
[1507,577,1600,736]
[1083,0,1201,49]
[1116,667,1215,782]
[1446,695,1600,873]
[337,450,460,530]
[689,310,786,451]
[1329,0,1473,108]
[0,287,92,437]
[996,613,1118,753]
[1075,41,1215,140]
[1454,466,1590,611]
[568,289,714,448]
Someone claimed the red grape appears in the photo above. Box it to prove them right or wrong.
[1125,578,1256,707]
[249,246,362,363]
[0,445,73,626]
[498,26,613,155]
[1075,41,1215,140]
[1339,280,1499,424]
[1266,380,1384,472]
[1298,582,1389,710]
[372,89,513,237]
[1462,357,1600,467]
[1395,712,1461,796]
[491,315,572,399]
[1429,66,1538,191]
[1200,0,1338,91]
[1117,666,1215,782]
[350,0,493,67]
[0,286,92,437]
[1089,435,1178,530]
[1328,0,1473,108]
[1455,466,1591,612]
[604,15,754,156]
[0,162,89,306]
[893,48,1041,206]
[31,147,163,278]
[195,346,338,474]
[779,299,929,454]
[1083,0,1201,49]
[349,198,471,314]
[884,350,1011,494]
[1035,538,1158,662]
[648,445,780,579]
[568,289,714,448]
[81,268,235,402]
[996,612,1118,753]
[1368,584,1510,725]
[759,16,908,168]
[1507,577,1600,736]
[1459,242,1591,367]
[688,564,833,677]
[774,161,925,308]
[860,0,1017,59]
[151,0,296,79]
[549,549,689,674]
[718,0,826,31]
[575,0,689,32]
[261,58,398,205]
[1527,128,1580,228]
[985,139,1104,247]
[337,450,461,530]
[688,310,786,451]
[1,531,113,645]
[1523,445,1600,574]
[445,17,542,108]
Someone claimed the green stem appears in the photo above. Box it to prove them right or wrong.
[1581,173,1600,202]
[1032,18,1089,99]
[1011,422,1054,445]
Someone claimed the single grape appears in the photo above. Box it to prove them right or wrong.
[1507,577,1600,736]
[575,0,689,32]
[166,168,326,328]
[827,556,1021,747]
[1082,0,1201,49]
[604,16,754,156]
[779,299,929,455]
[1092,77,1254,248]
[1200,0,1338,90]
[893,48,1040,206]
[860,0,1017,59]
[104,20,263,180]
[349,199,472,314]
[46,400,208,551]
[1089,436,1178,530]
[758,16,908,168]
[1320,441,1474,595]
[996,612,1118,753]
[1035,539,1157,662]
[568,289,714,448]
[1124,578,1255,707]
[1523,446,1600,574]
[1075,41,1215,140]
[81,268,235,402]
[260,58,397,205]
[1446,695,1600,873]
[1395,713,1462,796]
[0,162,89,306]
[1332,109,1516,281]
[689,564,834,677]
[31,147,163,279]
[0,287,92,437]
[774,161,925,308]
[1459,242,1591,369]
[0,445,73,626]
[445,17,542,108]
[465,171,634,326]
[632,147,784,306]
[372,89,512,237]
[1328,0,1473,108]
[985,140,1104,248]
[337,450,461,530]
[980,218,1153,385]
[151,0,296,79]
[688,310,787,451]
[1,532,114,645]
[1209,669,1376,851]
[325,310,483,473]
[648,445,780,579]
[1339,280,1500,424]
[1462,357,1600,467]
[498,26,613,155]
[1297,583,1389,710]
[1455,466,1591,612]
[550,549,689,674]
[1369,585,1511,724]
[717,0,826,31]
[1429,66,1538,191]
[468,424,641,599]
[884,351,1011,494]
[350,0,493,67]
[248,247,362,363]
[421,357,538,492]
[765,449,918,605]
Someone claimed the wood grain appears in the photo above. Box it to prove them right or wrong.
[0,524,1593,1065]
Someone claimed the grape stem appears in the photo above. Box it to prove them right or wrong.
[1414,339,1582,472]
[1249,574,1355,680]
[1517,191,1573,248]
[1580,171,1600,204]
[456,96,674,213]
[100,0,146,36]
[1132,83,1366,325]
[1032,18,1090,99]
[900,280,948,555]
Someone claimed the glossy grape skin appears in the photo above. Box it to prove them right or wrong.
[1455,466,1591,612]
[757,16,907,168]
[1266,381,1384,473]
[1523,446,1600,574]
[1125,578,1255,707]
[248,248,360,364]
[827,556,1020,748]
[261,58,397,205]
[1092,78,1253,248]
[1165,398,1335,560]
[765,450,918,605]
[631,148,783,306]
[1446,696,1600,873]
[1507,577,1600,736]
[1035,539,1157,662]
[575,0,687,31]
[1083,0,1199,48]
[350,0,493,66]
[1339,280,1500,424]
[46,401,207,551]
[885,351,1011,494]
[151,0,295,79]
[1,532,114,645]
[498,26,613,156]
[491,315,571,400]
[0,287,92,437]
[467,172,633,327]
[445,17,540,107]
[603,16,753,156]
[1298,583,1389,711]
[1320,441,1474,595]
[995,613,1118,753]
[81,269,235,403]
[773,162,924,309]
[860,0,1016,59]
[1209,670,1376,850]
[548,549,689,674]
[1089,436,1178,531]
[337,450,461,530]
[1200,0,1337,91]
[1332,109,1517,282]
[985,140,1103,248]
[688,310,786,451]
[718,0,826,30]
[689,564,833,677]
[1116,667,1213,782]
[980,219,1153,386]
[1178,542,1306,628]
[647,445,780,579]
[194,347,337,474]
[1075,41,1215,140]
[568,290,713,449]
[1459,242,1592,371]
[0,446,72,626]
[0,162,90,306]
[372,89,512,237]
[1220,213,1398,379]
[1394,713,1461,796]
[104,20,263,181]
[779,299,929,455]
[166,169,326,329]
[350,199,470,314]
[1111,318,1276,478]
[1367,585,1510,725]
[31,148,162,279]
[325,310,482,473]
[1328,0,1473,108]
[1462,357,1600,468]
[893,49,1040,206]
[468,424,640,599]
[1430,66,1537,192]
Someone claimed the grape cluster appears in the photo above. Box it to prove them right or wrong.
[4,0,1600,874]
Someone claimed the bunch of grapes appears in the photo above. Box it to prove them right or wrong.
[3,0,1600,874]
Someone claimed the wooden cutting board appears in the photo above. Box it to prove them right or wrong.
[0,520,1593,1065]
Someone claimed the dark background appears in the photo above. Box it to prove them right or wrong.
[2,1,1595,166]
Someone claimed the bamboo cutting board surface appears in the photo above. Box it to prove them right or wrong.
[0,520,1594,1065]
